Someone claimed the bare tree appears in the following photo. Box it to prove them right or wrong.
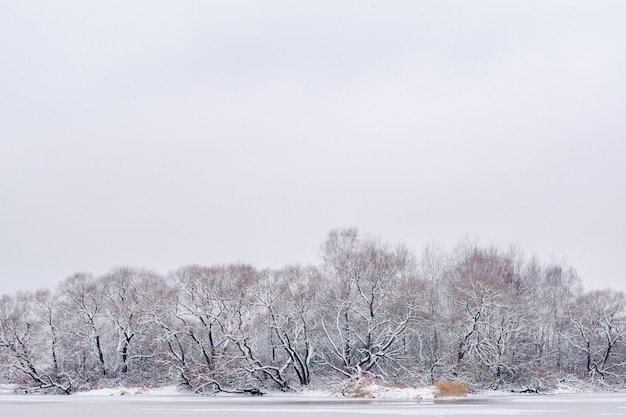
[445,244,534,388]
[0,292,72,393]
[170,263,288,393]
[317,227,422,380]
[56,273,110,380]
[564,289,626,382]
[99,266,166,380]
[257,265,320,385]
[2,228,623,393]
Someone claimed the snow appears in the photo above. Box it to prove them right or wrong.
[0,393,624,416]
[72,385,184,397]
[68,383,435,401]
[4,381,626,417]
[2,390,626,416]
[349,382,437,400]
[0,384,18,395]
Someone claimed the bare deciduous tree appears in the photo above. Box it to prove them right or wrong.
[317,227,422,379]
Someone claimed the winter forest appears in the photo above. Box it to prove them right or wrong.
[1,227,625,395]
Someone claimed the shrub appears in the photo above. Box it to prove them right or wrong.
[435,380,469,397]
[342,376,408,398]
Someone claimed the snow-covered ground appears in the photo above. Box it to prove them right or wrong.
[67,383,439,401]
[2,385,626,417]
[71,385,183,397]
[340,381,438,400]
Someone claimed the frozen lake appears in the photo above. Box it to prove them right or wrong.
[1,392,626,416]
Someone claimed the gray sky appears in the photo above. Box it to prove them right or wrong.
[1,1,625,296]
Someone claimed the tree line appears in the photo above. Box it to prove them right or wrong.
[1,227,625,394]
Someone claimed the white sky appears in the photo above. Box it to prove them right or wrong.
[1,1,625,295]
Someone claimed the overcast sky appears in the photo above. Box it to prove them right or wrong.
[1,1,625,296]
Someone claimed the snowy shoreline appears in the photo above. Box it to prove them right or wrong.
[3,389,626,417]
[2,382,620,401]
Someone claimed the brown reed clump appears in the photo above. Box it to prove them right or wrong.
[435,379,469,397]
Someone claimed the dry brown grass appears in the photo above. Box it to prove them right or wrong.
[435,379,469,397]
[343,376,408,397]
[351,379,371,398]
